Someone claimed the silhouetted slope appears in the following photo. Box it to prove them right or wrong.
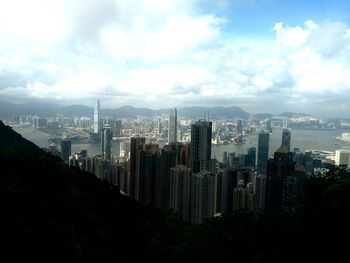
[1,120,350,262]
[0,121,186,262]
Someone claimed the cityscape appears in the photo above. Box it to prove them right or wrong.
[2,99,350,223]
[1,0,350,261]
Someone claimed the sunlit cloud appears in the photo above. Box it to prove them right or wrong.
[0,0,349,117]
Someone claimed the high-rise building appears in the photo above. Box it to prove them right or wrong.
[265,146,306,210]
[168,107,177,144]
[233,180,246,211]
[257,131,269,175]
[220,167,236,214]
[169,165,192,221]
[61,136,71,164]
[101,124,113,161]
[189,170,215,224]
[139,143,160,205]
[245,147,256,168]
[158,122,163,135]
[114,120,122,137]
[190,120,212,173]
[236,120,243,144]
[155,146,177,209]
[129,136,146,200]
[254,173,266,210]
[281,129,291,151]
[93,99,101,134]
[335,149,350,166]
[266,119,272,133]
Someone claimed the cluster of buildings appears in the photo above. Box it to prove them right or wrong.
[49,100,328,224]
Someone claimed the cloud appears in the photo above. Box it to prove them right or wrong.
[0,0,349,117]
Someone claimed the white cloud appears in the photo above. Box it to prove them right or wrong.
[0,0,350,117]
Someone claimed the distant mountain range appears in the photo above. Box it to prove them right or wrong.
[0,100,309,119]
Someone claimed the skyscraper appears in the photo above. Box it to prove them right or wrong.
[114,120,122,137]
[61,136,71,164]
[93,99,101,134]
[101,124,113,161]
[168,107,177,144]
[236,119,243,144]
[257,131,269,175]
[129,136,146,200]
[335,149,350,166]
[246,147,256,168]
[190,170,215,224]
[281,129,291,151]
[190,120,212,173]
[265,146,306,210]
[169,165,192,221]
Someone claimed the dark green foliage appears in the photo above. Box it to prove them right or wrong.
[1,120,350,262]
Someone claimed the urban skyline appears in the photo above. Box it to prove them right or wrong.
[0,0,349,117]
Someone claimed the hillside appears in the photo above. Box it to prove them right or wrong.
[1,120,350,262]
[0,101,250,119]
[0,120,186,262]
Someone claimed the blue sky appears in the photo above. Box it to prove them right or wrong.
[0,0,349,117]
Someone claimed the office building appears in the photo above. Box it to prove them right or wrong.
[93,99,101,134]
[168,107,177,144]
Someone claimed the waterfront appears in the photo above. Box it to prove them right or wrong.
[13,126,350,161]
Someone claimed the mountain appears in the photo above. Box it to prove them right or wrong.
[0,101,250,119]
[252,113,273,119]
[278,112,310,117]
[178,106,249,119]
[0,101,59,117]
[57,104,92,116]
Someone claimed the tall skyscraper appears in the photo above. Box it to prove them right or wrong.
[168,107,177,144]
[233,180,246,211]
[257,131,269,175]
[129,136,146,200]
[139,143,160,205]
[236,120,243,144]
[101,124,113,161]
[190,170,215,224]
[155,146,177,209]
[169,165,192,221]
[281,129,291,151]
[245,147,256,167]
[114,120,122,137]
[220,167,236,214]
[61,136,71,164]
[266,119,272,133]
[93,99,101,134]
[190,120,212,173]
[265,146,306,210]
[254,173,267,210]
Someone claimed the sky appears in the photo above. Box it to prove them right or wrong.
[0,0,349,117]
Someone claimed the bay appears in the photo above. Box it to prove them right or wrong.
[13,126,350,161]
